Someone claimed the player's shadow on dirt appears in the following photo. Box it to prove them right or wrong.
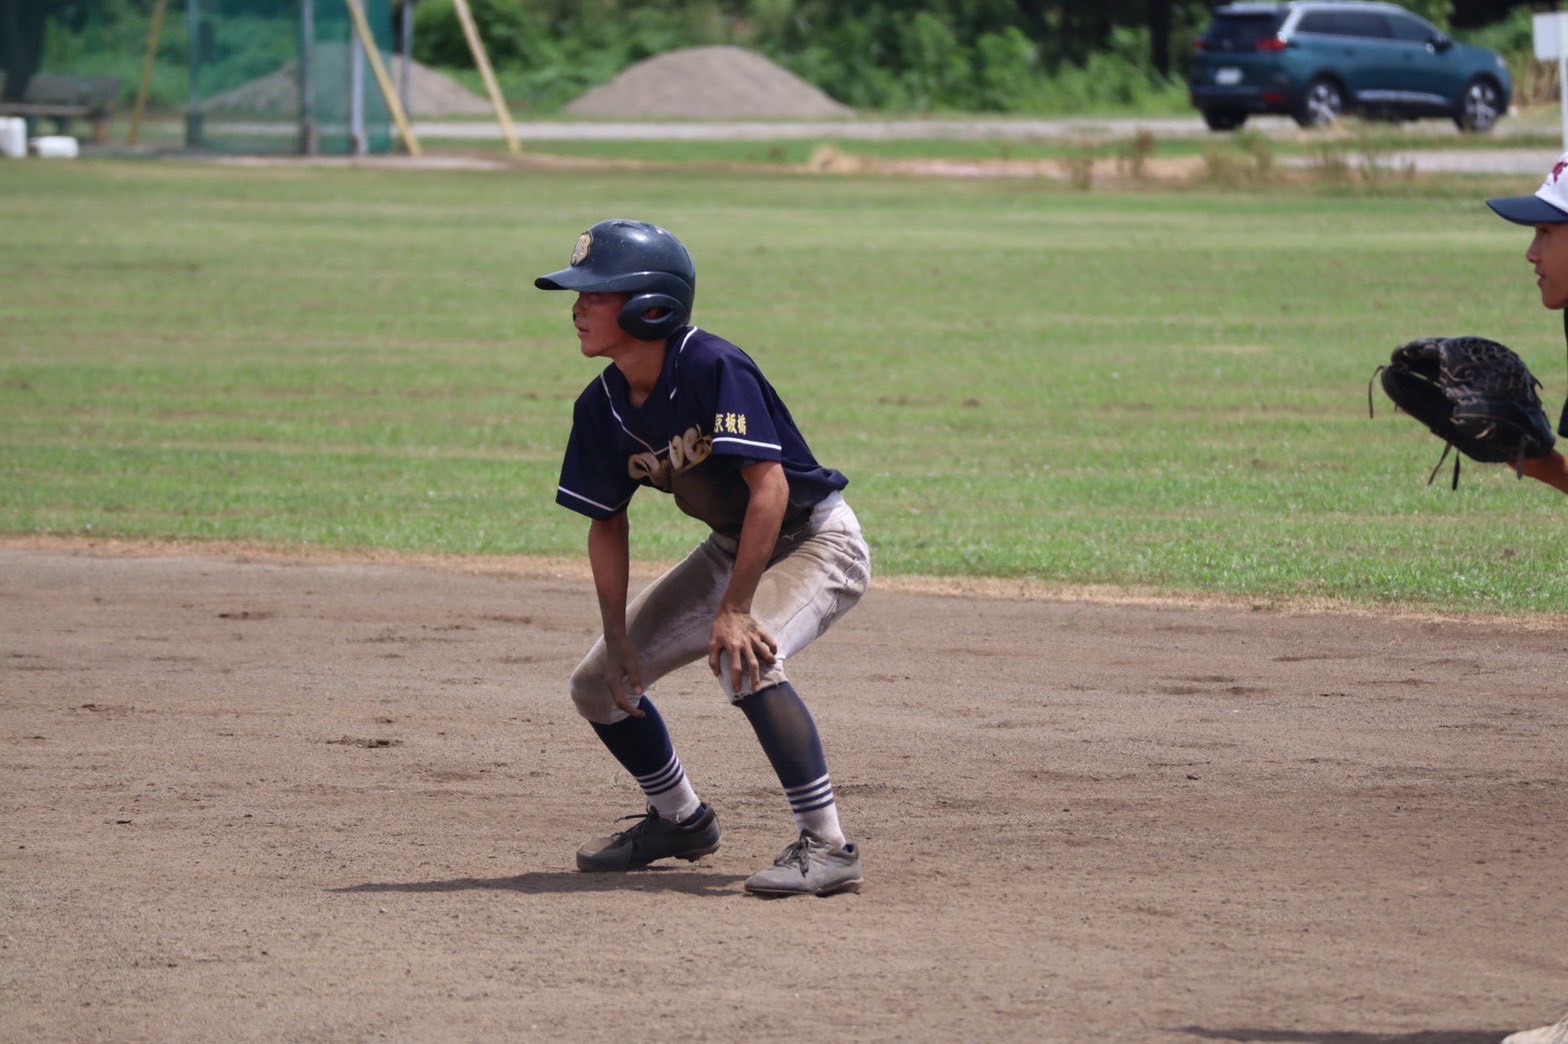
[331,870,746,897]
[1171,1028,1508,1043]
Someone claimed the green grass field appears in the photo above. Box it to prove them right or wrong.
[3,155,1564,614]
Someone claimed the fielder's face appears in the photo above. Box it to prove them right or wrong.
[572,291,636,359]
[1527,223,1568,310]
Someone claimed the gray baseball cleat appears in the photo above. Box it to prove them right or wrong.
[575,803,720,872]
[743,829,862,897]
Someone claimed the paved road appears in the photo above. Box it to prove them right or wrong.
[1386,146,1556,174]
[416,112,1552,141]
[414,115,1280,141]
[409,113,1563,175]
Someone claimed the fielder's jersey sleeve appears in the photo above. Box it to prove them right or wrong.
[556,328,847,536]
[556,376,639,521]
[705,354,784,458]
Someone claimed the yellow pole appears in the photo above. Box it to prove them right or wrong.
[127,0,167,146]
[342,0,422,156]
[451,0,520,155]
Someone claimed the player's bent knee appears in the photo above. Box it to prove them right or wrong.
[568,663,621,725]
[717,657,789,704]
[729,677,783,704]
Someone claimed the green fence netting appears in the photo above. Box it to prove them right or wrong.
[4,0,399,155]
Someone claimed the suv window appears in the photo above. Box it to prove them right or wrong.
[1202,12,1287,50]
[1385,12,1436,43]
[1338,11,1392,38]
[1294,11,1334,34]
[1295,9,1392,39]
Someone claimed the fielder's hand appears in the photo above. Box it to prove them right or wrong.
[708,608,778,695]
[600,633,646,718]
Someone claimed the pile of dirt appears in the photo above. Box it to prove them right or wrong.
[203,50,492,117]
[565,45,853,119]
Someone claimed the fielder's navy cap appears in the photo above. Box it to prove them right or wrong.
[1487,151,1568,225]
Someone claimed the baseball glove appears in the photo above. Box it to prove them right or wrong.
[1370,335,1555,489]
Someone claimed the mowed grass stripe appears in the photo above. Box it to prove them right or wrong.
[2,159,1562,612]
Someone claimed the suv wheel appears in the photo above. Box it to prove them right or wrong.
[1202,108,1248,132]
[1454,78,1502,133]
[1294,77,1344,129]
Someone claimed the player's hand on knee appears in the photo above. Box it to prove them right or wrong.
[602,635,645,718]
[708,609,777,693]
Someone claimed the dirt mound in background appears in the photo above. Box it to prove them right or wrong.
[565,45,853,119]
[203,50,492,118]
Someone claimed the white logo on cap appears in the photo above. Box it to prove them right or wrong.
[1536,153,1568,211]
[571,232,592,266]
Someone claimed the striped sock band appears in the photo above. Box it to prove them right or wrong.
[637,754,701,824]
[785,773,835,814]
[786,773,844,846]
[589,696,702,824]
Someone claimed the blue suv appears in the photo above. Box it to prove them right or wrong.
[1189,1,1511,132]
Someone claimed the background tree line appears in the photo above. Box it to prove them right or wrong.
[2,0,1545,113]
[407,0,1526,112]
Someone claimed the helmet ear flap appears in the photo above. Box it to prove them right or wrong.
[618,292,688,340]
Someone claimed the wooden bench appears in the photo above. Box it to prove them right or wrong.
[0,73,123,143]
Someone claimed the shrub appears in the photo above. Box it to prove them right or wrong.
[974,28,1039,113]
[899,12,973,111]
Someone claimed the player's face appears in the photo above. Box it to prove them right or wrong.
[1526,222,1568,310]
[572,292,637,358]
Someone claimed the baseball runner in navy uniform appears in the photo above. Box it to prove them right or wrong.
[538,219,871,897]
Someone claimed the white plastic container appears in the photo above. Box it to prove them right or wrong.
[30,135,80,159]
[0,118,26,159]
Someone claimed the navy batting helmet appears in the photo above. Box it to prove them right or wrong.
[534,219,696,341]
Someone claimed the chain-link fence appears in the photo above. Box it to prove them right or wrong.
[2,0,403,155]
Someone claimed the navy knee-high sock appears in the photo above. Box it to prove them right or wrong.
[590,697,701,822]
[738,682,845,844]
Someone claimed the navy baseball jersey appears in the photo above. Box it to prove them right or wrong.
[557,327,848,537]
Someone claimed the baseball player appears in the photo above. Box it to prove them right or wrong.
[1485,154,1568,1044]
[537,218,871,897]
[1487,151,1568,497]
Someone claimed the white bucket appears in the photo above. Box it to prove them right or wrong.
[30,135,80,159]
[0,118,25,159]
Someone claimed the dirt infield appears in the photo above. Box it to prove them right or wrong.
[3,540,1565,1043]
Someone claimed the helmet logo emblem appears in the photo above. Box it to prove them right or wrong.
[570,232,592,266]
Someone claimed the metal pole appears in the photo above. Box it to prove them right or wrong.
[1560,14,1567,151]
[128,0,167,146]
[399,0,413,123]
[299,0,317,155]
[185,0,203,146]
[350,21,365,155]
[452,0,519,154]
[342,0,422,156]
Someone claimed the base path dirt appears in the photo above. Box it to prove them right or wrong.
[3,541,1565,1043]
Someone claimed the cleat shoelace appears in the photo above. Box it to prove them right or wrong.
[610,808,658,839]
[774,835,820,871]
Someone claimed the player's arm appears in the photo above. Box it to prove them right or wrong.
[708,459,787,692]
[1521,449,1568,494]
[587,512,645,718]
